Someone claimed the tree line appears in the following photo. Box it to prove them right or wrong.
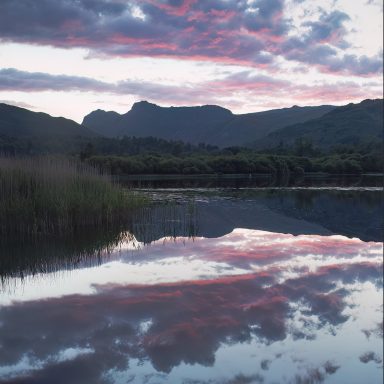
[80,136,382,175]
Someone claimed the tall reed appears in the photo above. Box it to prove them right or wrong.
[0,156,145,237]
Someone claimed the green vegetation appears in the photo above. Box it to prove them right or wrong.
[79,136,219,159]
[79,136,383,176]
[255,99,383,151]
[0,156,145,237]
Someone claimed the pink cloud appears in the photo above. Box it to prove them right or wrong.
[0,0,381,76]
[148,0,197,16]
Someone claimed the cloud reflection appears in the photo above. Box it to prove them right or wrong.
[0,229,382,383]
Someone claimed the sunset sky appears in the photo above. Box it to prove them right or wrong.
[0,0,382,122]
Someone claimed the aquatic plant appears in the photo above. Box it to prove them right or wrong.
[0,156,146,237]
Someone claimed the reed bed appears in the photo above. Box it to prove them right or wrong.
[0,156,145,237]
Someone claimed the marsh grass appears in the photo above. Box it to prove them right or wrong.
[0,156,146,237]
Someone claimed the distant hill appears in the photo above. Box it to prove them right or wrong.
[83,101,234,144]
[82,101,335,147]
[0,103,95,153]
[208,105,335,147]
[255,99,383,151]
[81,109,122,137]
[1,99,381,154]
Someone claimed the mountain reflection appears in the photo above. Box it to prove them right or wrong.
[1,186,382,282]
[0,229,382,384]
[190,188,382,242]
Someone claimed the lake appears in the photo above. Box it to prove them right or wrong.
[0,176,382,384]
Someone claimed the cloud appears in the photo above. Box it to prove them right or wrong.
[1,68,381,110]
[359,351,382,364]
[302,10,350,48]
[282,41,383,75]
[0,68,113,93]
[278,7,383,75]
[0,99,35,109]
[0,0,381,75]
[0,68,207,105]
[0,0,283,67]
[292,362,340,384]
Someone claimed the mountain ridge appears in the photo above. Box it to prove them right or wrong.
[82,101,335,147]
[1,99,382,154]
[0,103,96,153]
[254,98,383,150]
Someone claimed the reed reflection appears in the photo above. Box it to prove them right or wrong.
[0,201,198,284]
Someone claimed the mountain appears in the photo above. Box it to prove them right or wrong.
[83,101,234,144]
[2,99,381,154]
[255,99,383,151]
[0,103,95,153]
[81,109,122,137]
[82,101,335,147]
[206,105,335,147]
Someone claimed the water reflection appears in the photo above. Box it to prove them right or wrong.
[0,230,130,282]
[1,186,381,282]
[0,202,198,282]
[0,229,382,384]
[144,188,382,242]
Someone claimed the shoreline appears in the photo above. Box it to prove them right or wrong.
[116,172,383,180]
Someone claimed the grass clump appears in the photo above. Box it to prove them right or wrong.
[0,156,145,237]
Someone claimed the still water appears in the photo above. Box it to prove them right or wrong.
[0,177,382,384]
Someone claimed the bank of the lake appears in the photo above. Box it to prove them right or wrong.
[114,172,383,190]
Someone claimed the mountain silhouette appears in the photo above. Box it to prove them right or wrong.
[0,103,95,152]
[82,101,335,147]
[1,99,382,152]
[255,99,383,150]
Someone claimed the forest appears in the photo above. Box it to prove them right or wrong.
[79,136,383,175]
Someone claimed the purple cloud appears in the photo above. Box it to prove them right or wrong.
[303,10,351,48]
[0,0,381,75]
[279,8,383,75]
[0,68,381,108]
[0,68,113,92]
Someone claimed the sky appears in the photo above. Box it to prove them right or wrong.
[0,0,382,123]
